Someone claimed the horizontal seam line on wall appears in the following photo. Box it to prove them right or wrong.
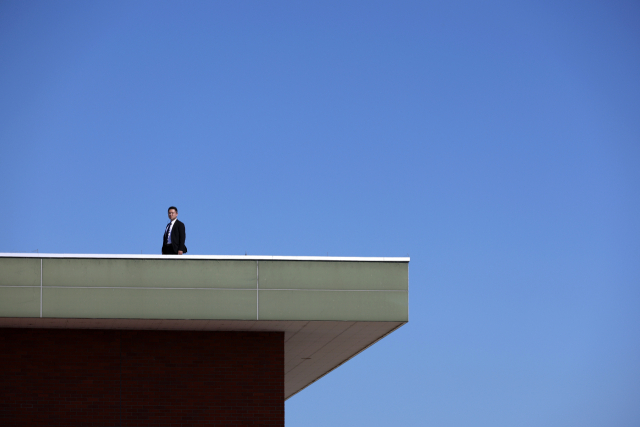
[32,286,258,290]
[0,285,40,288]
[258,289,407,292]
[0,285,407,292]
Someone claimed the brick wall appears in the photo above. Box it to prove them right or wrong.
[0,328,284,426]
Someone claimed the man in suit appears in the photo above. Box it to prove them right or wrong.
[162,206,187,255]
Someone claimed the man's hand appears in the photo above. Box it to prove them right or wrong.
[178,251,183,255]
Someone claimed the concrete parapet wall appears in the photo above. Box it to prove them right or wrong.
[0,255,409,322]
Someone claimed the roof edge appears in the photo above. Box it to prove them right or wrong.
[0,253,410,262]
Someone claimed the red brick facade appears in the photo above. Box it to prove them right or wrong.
[0,328,284,426]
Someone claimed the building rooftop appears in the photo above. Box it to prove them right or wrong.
[0,253,409,399]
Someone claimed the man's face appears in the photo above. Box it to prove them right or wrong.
[168,209,178,221]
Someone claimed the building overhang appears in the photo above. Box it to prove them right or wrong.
[0,254,409,399]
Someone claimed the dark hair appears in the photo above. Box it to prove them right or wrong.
[168,206,178,213]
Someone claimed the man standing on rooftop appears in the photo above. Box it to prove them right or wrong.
[162,206,187,255]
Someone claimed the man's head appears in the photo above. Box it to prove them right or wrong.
[168,206,178,221]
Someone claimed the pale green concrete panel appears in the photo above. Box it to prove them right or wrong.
[259,261,408,290]
[42,288,257,320]
[43,259,257,289]
[258,290,408,321]
[0,258,40,287]
[0,287,40,317]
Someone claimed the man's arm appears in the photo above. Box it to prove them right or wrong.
[177,221,186,255]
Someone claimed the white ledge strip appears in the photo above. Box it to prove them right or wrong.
[0,253,410,262]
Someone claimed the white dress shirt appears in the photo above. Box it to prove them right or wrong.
[166,219,176,244]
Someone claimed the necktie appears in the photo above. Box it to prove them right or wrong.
[164,223,171,244]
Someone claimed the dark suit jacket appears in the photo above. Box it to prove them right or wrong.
[165,219,187,254]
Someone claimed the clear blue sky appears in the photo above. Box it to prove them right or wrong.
[2,1,639,425]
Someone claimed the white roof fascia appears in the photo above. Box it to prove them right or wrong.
[0,253,410,262]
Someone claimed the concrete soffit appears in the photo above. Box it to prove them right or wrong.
[0,317,407,399]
